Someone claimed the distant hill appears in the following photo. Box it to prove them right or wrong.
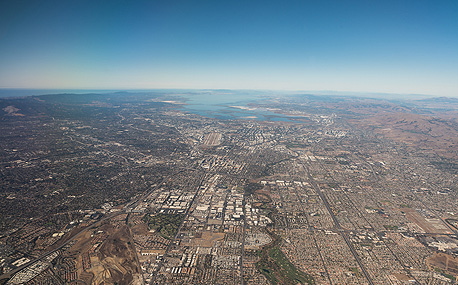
[354,112,458,161]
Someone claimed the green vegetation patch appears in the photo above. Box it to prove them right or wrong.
[434,267,457,281]
[383,224,398,230]
[257,230,314,285]
[349,267,362,278]
[143,213,184,239]
[244,182,264,196]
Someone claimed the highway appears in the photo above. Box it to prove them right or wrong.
[290,173,333,285]
[301,160,375,285]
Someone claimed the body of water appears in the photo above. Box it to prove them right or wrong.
[173,91,298,122]
[0,89,300,122]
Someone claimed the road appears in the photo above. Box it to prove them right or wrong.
[149,173,207,284]
[1,173,171,283]
[290,173,333,285]
[0,209,125,282]
[301,159,375,285]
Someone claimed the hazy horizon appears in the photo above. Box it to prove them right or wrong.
[0,87,446,101]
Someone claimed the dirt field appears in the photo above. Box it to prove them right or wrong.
[427,252,458,275]
[68,222,139,284]
[131,223,150,235]
[186,231,225,247]
[95,225,139,284]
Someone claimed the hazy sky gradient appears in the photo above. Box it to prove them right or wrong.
[1,0,457,96]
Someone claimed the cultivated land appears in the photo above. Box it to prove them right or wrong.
[1,91,458,284]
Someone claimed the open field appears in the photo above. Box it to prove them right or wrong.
[187,231,225,247]
[427,252,458,280]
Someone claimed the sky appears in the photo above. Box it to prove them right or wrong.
[0,0,457,96]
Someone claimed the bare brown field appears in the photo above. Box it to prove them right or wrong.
[427,252,458,276]
[67,223,139,285]
[131,223,150,235]
[96,225,139,284]
[393,273,413,281]
[187,231,225,247]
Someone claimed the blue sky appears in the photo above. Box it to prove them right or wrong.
[1,0,457,96]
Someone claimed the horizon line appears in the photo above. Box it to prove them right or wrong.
[0,87,442,97]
